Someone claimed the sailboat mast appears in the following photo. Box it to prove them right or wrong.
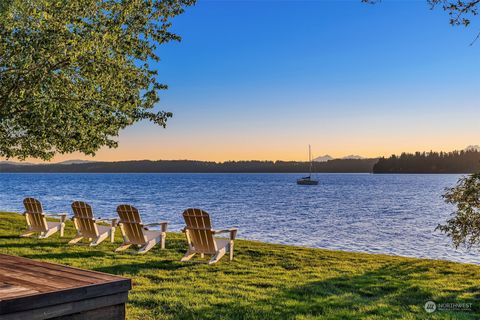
[309,144,312,177]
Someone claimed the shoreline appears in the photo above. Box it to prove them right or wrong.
[2,210,477,266]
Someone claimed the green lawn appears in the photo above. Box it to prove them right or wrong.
[1,211,479,319]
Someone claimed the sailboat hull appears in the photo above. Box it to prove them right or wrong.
[296,178,319,185]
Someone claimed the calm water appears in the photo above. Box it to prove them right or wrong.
[0,173,476,263]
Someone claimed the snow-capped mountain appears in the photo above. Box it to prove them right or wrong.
[465,145,480,152]
[313,155,334,162]
[341,155,364,160]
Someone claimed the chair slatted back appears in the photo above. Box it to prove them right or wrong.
[23,198,48,232]
[183,208,217,254]
[117,205,146,245]
[71,201,98,238]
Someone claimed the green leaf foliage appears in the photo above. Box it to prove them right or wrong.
[437,172,480,249]
[0,0,195,160]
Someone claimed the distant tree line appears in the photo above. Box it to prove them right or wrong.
[3,151,479,173]
[0,159,378,173]
[373,150,480,174]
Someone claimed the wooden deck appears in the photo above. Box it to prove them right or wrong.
[0,254,131,320]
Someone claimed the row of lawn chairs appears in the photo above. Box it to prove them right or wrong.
[21,198,238,264]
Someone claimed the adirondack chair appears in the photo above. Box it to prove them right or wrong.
[21,198,66,239]
[115,204,168,254]
[181,208,238,264]
[69,201,117,246]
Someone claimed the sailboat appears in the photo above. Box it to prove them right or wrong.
[297,145,319,185]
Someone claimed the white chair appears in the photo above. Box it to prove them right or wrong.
[21,198,66,239]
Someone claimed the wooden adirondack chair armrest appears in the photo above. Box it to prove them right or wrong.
[45,213,65,217]
[144,222,168,232]
[213,228,238,240]
[46,213,68,222]
[96,217,118,226]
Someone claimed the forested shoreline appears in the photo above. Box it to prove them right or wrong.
[2,150,479,173]
[373,150,480,173]
[0,159,378,173]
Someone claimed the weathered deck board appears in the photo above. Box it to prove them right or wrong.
[0,254,131,320]
[0,283,39,299]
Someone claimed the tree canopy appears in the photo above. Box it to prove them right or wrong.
[0,0,195,160]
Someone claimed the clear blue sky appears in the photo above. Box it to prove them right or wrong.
[48,0,480,162]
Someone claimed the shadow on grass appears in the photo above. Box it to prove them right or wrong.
[94,259,190,275]
[0,235,20,239]
[0,241,66,249]
[23,250,109,260]
[133,261,480,320]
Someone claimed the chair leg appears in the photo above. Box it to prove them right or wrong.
[110,227,116,243]
[39,227,58,239]
[229,241,234,261]
[209,247,226,264]
[90,232,109,246]
[181,250,196,262]
[68,236,84,245]
[119,224,128,243]
[138,239,157,254]
[115,243,132,252]
[60,223,65,237]
[20,231,35,238]
[160,232,166,249]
